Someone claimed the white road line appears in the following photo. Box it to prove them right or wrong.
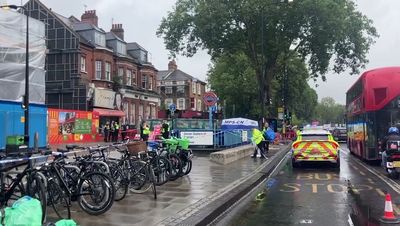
[348,215,354,226]
[368,178,375,184]
[341,149,400,194]
[359,171,366,176]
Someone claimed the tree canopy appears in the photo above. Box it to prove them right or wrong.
[314,97,346,124]
[157,0,377,116]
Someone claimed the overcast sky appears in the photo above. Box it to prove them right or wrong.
[3,0,399,105]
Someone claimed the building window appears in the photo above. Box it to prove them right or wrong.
[178,98,185,110]
[192,82,196,94]
[149,76,153,90]
[142,74,147,89]
[105,62,111,81]
[118,67,124,82]
[197,99,202,111]
[95,60,102,79]
[190,98,195,109]
[165,99,173,109]
[123,102,129,121]
[94,32,105,46]
[197,83,201,95]
[80,56,86,72]
[165,81,172,85]
[132,71,137,85]
[131,103,136,125]
[117,41,126,55]
[126,70,132,86]
[177,86,184,94]
[177,81,185,85]
[139,104,144,121]
[165,87,172,94]
[151,105,156,119]
[146,105,150,119]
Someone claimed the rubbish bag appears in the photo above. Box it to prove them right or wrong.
[55,219,77,226]
[4,196,42,226]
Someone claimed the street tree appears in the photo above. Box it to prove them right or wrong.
[157,0,378,116]
[315,97,346,124]
[208,51,318,121]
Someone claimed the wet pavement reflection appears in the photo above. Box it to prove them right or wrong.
[225,144,400,226]
[72,148,280,226]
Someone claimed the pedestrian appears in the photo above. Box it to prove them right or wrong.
[121,122,128,141]
[103,122,110,142]
[161,120,170,139]
[262,122,275,155]
[110,121,115,142]
[142,122,150,142]
[114,121,120,142]
[251,128,266,158]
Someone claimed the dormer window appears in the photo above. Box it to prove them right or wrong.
[117,41,126,55]
[94,32,105,46]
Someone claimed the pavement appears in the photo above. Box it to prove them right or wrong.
[48,142,290,226]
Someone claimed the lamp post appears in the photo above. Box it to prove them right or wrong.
[0,5,29,145]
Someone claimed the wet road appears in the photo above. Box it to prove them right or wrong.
[222,144,400,226]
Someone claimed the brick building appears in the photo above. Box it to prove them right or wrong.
[25,0,160,128]
[157,60,206,115]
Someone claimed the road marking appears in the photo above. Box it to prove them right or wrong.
[341,149,400,194]
[359,171,366,176]
[348,215,354,226]
[300,219,313,224]
[375,188,386,197]
[368,178,375,184]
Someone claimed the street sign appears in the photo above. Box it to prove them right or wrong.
[202,91,218,106]
[169,103,176,112]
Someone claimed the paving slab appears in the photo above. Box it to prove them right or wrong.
[53,143,288,226]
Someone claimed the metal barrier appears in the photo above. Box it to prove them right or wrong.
[214,129,251,148]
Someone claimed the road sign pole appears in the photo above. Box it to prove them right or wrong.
[209,106,213,130]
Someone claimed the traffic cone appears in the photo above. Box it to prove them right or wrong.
[380,193,400,224]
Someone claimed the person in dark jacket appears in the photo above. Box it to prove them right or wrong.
[161,120,170,139]
[381,126,400,168]
[103,122,110,142]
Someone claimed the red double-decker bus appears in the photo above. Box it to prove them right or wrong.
[346,67,400,161]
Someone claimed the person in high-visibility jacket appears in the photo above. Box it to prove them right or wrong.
[142,122,151,141]
[251,128,266,158]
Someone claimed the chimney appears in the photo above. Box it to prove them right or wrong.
[111,24,124,40]
[81,10,98,26]
[168,60,177,71]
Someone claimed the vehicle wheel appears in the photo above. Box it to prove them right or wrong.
[333,158,341,170]
[182,160,192,175]
[388,170,399,179]
[291,159,299,168]
[168,154,183,180]
[108,162,128,201]
[47,178,71,220]
[77,172,115,215]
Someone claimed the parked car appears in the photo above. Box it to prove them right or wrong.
[332,127,347,142]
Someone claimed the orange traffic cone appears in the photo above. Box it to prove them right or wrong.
[380,193,400,224]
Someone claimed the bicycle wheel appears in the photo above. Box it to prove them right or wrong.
[77,172,115,215]
[46,178,71,220]
[148,165,157,200]
[152,156,171,186]
[168,154,183,181]
[4,174,25,205]
[27,175,47,223]
[108,161,128,201]
[129,160,151,193]
[182,159,193,175]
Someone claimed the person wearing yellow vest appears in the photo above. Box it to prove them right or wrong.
[114,121,120,142]
[142,122,151,141]
[251,128,267,158]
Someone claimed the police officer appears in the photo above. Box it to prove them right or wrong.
[114,121,120,142]
[381,127,400,168]
[142,122,150,142]
[161,120,170,139]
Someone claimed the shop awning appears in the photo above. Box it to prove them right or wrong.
[93,108,125,117]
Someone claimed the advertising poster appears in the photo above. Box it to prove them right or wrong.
[48,109,98,144]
